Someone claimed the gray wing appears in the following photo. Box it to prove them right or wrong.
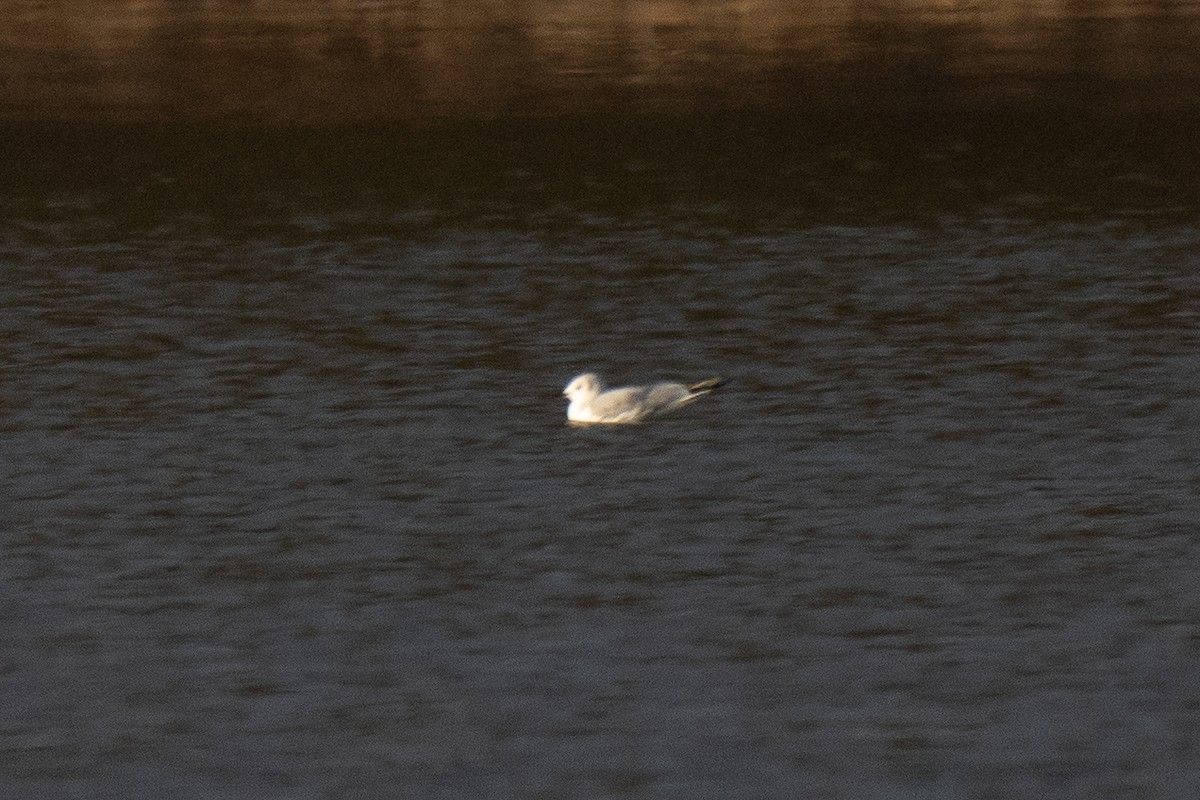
[589,386,652,421]
[643,382,693,414]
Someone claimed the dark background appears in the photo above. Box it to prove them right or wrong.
[4,0,1200,123]
[4,0,1199,208]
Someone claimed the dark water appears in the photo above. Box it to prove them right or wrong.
[3,125,1200,798]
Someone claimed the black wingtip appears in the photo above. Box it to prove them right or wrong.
[689,377,726,393]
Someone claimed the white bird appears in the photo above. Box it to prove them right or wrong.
[562,372,724,424]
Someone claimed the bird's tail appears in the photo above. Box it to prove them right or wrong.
[688,377,726,395]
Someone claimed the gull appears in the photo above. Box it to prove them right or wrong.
[562,372,724,424]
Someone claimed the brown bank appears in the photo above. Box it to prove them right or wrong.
[3,0,1200,124]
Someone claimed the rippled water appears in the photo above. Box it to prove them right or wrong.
[3,129,1200,798]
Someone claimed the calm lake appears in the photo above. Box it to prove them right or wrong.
[2,117,1200,798]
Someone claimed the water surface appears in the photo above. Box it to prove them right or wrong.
[2,127,1200,797]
